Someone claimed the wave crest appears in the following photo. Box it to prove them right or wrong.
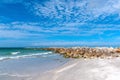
[0,51,53,61]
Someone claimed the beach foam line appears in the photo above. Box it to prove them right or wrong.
[0,72,30,78]
[0,51,53,61]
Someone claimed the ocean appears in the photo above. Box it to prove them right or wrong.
[0,48,69,80]
[0,48,54,61]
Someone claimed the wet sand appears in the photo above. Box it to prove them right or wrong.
[34,58,120,80]
[0,55,69,80]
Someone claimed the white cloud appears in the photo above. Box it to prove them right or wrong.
[28,0,120,23]
[0,21,120,39]
[0,22,44,38]
[23,0,120,37]
[0,30,26,38]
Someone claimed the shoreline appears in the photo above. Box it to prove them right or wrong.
[34,58,120,80]
[0,54,69,80]
[1,47,120,80]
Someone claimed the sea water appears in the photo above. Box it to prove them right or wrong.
[0,48,69,80]
[0,48,54,61]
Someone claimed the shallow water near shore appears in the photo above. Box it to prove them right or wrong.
[0,48,69,80]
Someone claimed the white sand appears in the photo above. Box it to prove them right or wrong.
[32,58,120,80]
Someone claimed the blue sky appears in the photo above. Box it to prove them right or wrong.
[0,0,120,47]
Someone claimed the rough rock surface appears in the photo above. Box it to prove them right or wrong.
[42,47,120,58]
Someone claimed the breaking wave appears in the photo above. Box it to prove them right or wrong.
[11,51,20,55]
[0,51,53,61]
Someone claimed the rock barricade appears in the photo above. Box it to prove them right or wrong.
[43,47,120,58]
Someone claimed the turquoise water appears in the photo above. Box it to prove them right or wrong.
[0,48,54,61]
[0,48,69,80]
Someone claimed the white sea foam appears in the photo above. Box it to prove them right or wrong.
[0,51,53,61]
[11,51,20,55]
[0,72,30,77]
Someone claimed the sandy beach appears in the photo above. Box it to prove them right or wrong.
[0,48,120,80]
[0,54,69,80]
[33,58,120,80]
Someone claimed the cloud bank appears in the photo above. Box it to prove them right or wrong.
[28,0,120,23]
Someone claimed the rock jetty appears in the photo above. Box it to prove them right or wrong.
[43,47,120,59]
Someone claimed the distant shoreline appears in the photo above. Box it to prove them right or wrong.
[0,45,120,49]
